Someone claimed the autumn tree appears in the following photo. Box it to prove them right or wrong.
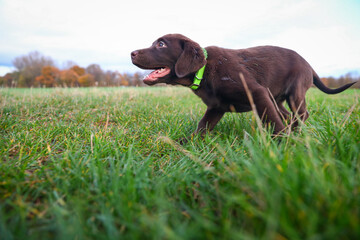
[320,77,329,87]
[35,66,60,87]
[0,73,14,87]
[70,65,85,77]
[326,77,339,88]
[119,73,130,86]
[13,51,54,87]
[78,74,95,87]
[59,69,79,87]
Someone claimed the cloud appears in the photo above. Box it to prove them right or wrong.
[0,0,359,76]
[0,66,15,76]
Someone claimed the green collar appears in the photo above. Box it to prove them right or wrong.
[190,48,208,90]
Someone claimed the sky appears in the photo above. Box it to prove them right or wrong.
[0,0,359,77]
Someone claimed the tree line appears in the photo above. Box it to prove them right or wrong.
[0,51,359,88]
[0,51,146,88]
[320,73,360,89]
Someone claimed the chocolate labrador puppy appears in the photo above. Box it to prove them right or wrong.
[131,34,356,137]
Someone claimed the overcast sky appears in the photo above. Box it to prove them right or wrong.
[0,0,359,77]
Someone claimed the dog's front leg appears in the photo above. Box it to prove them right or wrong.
[195,108,225,136]
[179,108,224,144]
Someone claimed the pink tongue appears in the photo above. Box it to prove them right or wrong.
[145,67,171,81]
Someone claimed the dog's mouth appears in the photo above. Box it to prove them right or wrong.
[143,67,171,84]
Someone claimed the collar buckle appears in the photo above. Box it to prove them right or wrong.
[189,82,200,90]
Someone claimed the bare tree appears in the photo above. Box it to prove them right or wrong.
[13,51,55,87]
[86,64,104,85]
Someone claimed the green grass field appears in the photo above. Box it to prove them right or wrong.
[0,87,359,240]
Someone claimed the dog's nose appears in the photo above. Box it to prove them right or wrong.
[131,50,139,59]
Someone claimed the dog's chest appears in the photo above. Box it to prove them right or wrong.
[195,88,223,108]
[195,88,250,112]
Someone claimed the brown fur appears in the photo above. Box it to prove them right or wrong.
[131,34,356,137]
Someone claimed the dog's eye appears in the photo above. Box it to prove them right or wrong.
[157,41,166,48]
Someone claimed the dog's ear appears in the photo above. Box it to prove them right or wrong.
[175,40,206,78]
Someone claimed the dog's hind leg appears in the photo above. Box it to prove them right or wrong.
[252,88,287,135]
[286,94,309,129]
[276,102,291,122]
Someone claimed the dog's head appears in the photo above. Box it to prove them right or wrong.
[131,34,206,85]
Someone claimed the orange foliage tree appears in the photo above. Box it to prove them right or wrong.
[119,73,130,86]
[78,74,95,87]
[71,65,85,77]
[35,66,60,87]
[59,69,79,87]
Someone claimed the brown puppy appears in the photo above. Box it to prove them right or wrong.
[131,34,356,137]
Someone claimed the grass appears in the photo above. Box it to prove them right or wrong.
[0,87,359,240]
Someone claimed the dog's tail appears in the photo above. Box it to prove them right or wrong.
[313,70,357,94]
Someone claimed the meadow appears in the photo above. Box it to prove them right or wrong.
[0,87,359,240]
